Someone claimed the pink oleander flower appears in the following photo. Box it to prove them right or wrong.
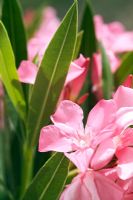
[101,165,133,199]
[60,171,123,200]
[60,54,90,103]
[17,55,89,104]
[39,86,133,172]
[94,15,133,54]
[28,7,60,63]
[92,15,133,100]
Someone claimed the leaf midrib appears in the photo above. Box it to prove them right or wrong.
[29,7,76,146]
[39,155,65,200]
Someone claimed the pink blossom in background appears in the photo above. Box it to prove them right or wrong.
[17,60,37,84]
[94,15,133,54]
[28,7,60,63]
[92,15,133,100]
[24,9,35,27]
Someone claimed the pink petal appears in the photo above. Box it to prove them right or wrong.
[51,100,84,132]
[65,55,89,84]
[124,194,133,200]
[17,60,37,84]
[65,149,94,172]
[116,147,133,180]
[123,75,133,88]
[106,50,120,72]
[60,173,93,200]
[38,125,73,152]
[112,32,133,53]
[94,171,124,200]
[28,7,60,62]
[100,168,118,182]
[64,55,89,99]
[86,99,116,145]
[113,86,133,108]
[91,139,116,170]
[118,128,133,149]
[116,107,133,131]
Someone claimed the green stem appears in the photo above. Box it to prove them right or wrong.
[20,143,35,199]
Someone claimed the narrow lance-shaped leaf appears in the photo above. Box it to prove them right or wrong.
[100,43,114,99]
[27,2,77,147]
[22,153,69,200]
[0,21,26,121]
[80,0,97,57]
[114,52,133,86]
[79,0,97,122]
[2,0,27,67]
[73,30,84,60]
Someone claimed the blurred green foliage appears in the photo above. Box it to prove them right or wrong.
[20,0,133,29]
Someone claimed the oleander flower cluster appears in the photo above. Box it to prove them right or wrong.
[38,86,133,200]
[18,6,133,200]
[1,1,133,200]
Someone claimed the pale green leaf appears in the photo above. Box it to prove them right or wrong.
[0,21,26,121]
[22,153,69,200]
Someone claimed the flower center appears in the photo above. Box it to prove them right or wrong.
[79,139,87,148]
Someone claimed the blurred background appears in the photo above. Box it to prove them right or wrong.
[20,0,133,29]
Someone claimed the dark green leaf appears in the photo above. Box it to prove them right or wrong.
[0,21,26,121]
[80,0,97,57]
[22,153,69,200]
[27,2,77,146]
[100,43,114,99]
[2,0,27,66]
[114,52,133,86]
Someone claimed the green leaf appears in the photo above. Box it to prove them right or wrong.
[0,21,26,121]
[80,0,97,57]
[114,52,133,86]
[79,0,97,122]
[22,153,69,200]
[27,2,77,146]
[73,30,84,59]
[100,43,114,99]
[2,0,27,66]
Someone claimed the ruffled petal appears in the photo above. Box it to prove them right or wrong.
[65,149,94,172]
[113,86,133,108]
[38,125,73,152]
[51,100,84,132]
[116,107,133,131]
[91,139,116,170]
[94,171,124,200]
[60,173,92,200]
[86,99,116,145]
[116,147,133,180]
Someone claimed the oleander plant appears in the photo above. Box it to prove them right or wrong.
[0,0,133,199]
